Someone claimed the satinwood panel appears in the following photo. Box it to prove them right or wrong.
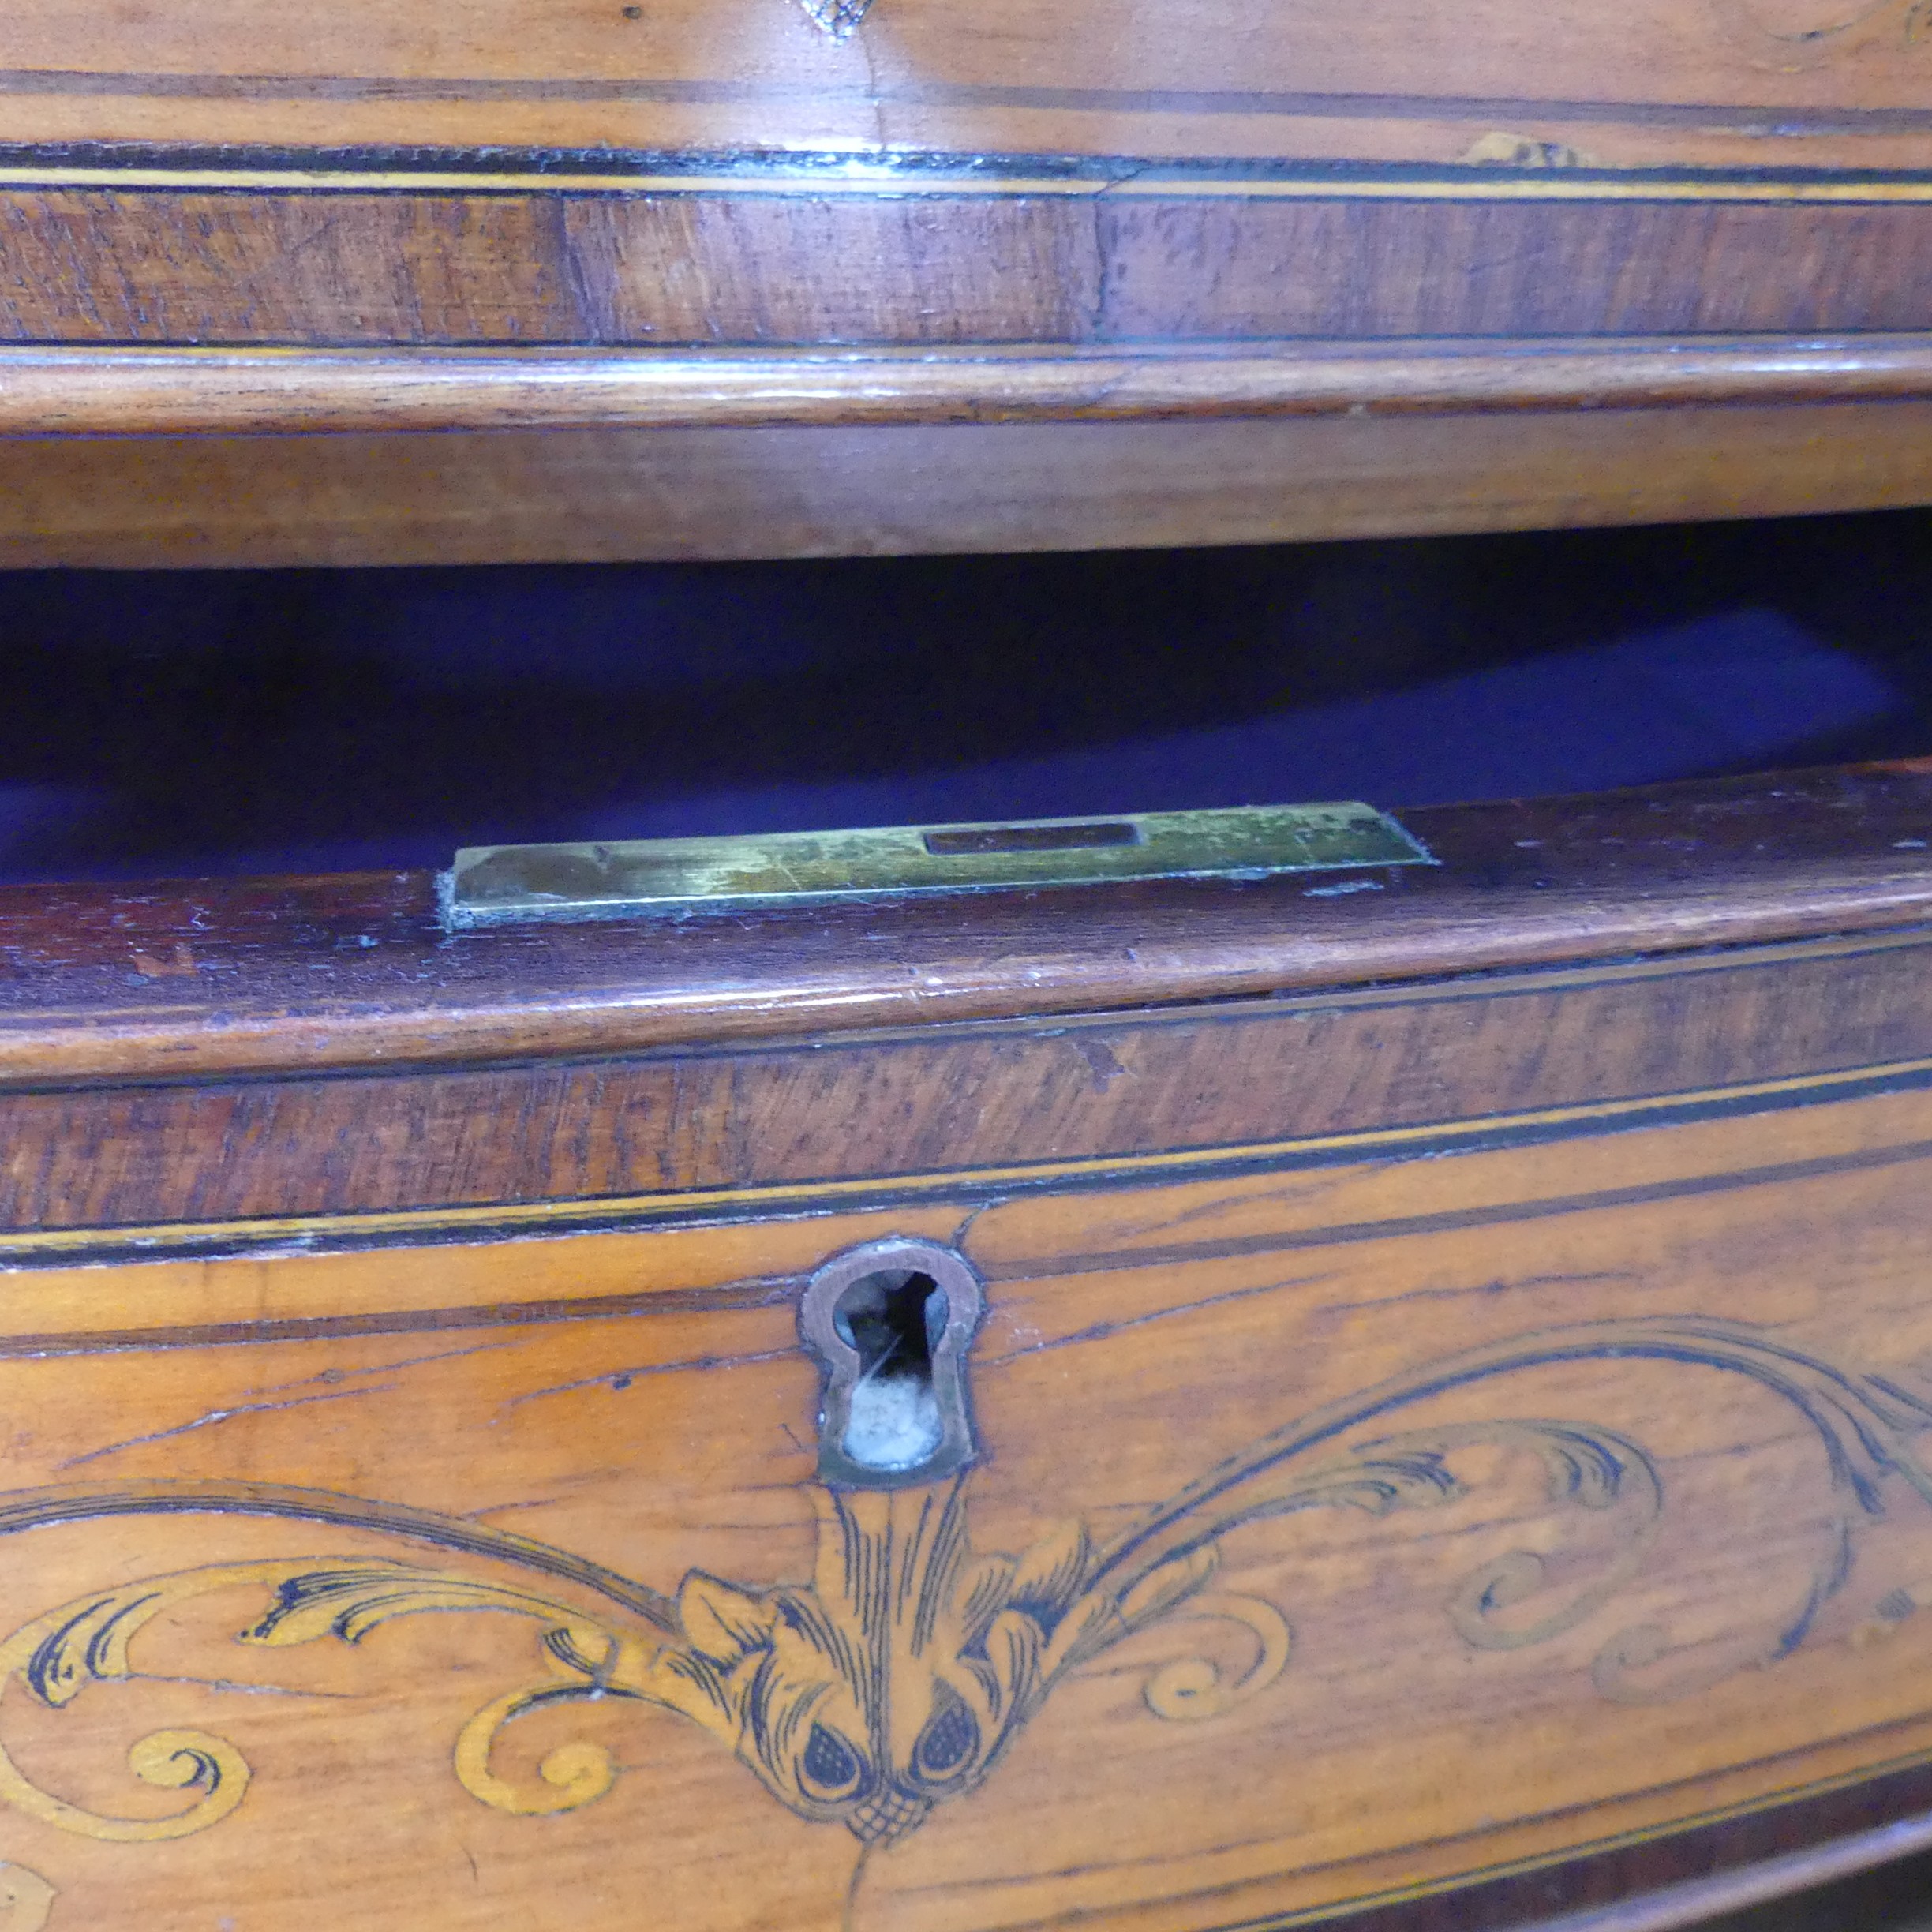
[0,1082,1930,1926]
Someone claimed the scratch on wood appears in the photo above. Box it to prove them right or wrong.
[980,1271,1333,1367]
[1313,1270,1642,1318]
[460,1495,570,1520]
[58,1383,398,1469]
[500,1346,796,1411]
[243,1338,524,1400]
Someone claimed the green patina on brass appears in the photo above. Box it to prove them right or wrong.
[444,801,1435,926]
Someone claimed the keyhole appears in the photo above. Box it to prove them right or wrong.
[800,1239,983,1488]
[833,1269,947,1472]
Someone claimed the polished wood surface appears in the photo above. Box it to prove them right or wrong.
[7,334,1932,570]
[6,0,1932,164]
[3,0,1930,547]
[8,339,1932,434]
[7,897,1932,1263]
[7,765,1932,1084]
[3,1098,1932,1932]
[8,772,1932,1925]
[6,189,1932,347]
[12,0,1932,1891]
[5,397,1932,567]
[1491,1813,1932,1932]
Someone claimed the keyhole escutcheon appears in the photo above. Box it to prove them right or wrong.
[799,1237,984,1488]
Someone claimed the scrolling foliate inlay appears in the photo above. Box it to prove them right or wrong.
[0,1316,1930,1850]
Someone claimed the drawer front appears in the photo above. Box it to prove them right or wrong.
[6,0,1932,358]
[7,942,1932,1928]
[7,0,1932,167]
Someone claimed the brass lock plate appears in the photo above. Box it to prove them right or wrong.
[443,801,1435,927]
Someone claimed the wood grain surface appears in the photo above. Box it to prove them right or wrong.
[6,8,1931,523]
[7,766,1932,1925]
[7,0,1932,522]
[14,197,1932,544]
[8,922,1932,1260]
[3,190,1932,349]
[6,940,1932,1926]
[4,398,1930,565]
[15,391,1932,564]
[9,338,1932,436]
[6,0,1932,164]
[5,765,1931,1088]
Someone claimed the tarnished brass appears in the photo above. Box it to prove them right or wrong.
[443,803,1434,926]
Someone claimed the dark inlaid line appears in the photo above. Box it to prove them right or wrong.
[0,1278,799,1353]
[979,1129,1932,1289]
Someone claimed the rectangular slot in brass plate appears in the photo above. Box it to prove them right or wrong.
[444,802,1436,927]
[922,819,1142,856]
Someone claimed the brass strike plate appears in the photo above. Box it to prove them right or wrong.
[443,801,1436,927]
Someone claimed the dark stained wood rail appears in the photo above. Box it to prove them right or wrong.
[1339,1771,1932,1930]
[5,762,1932,1085]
